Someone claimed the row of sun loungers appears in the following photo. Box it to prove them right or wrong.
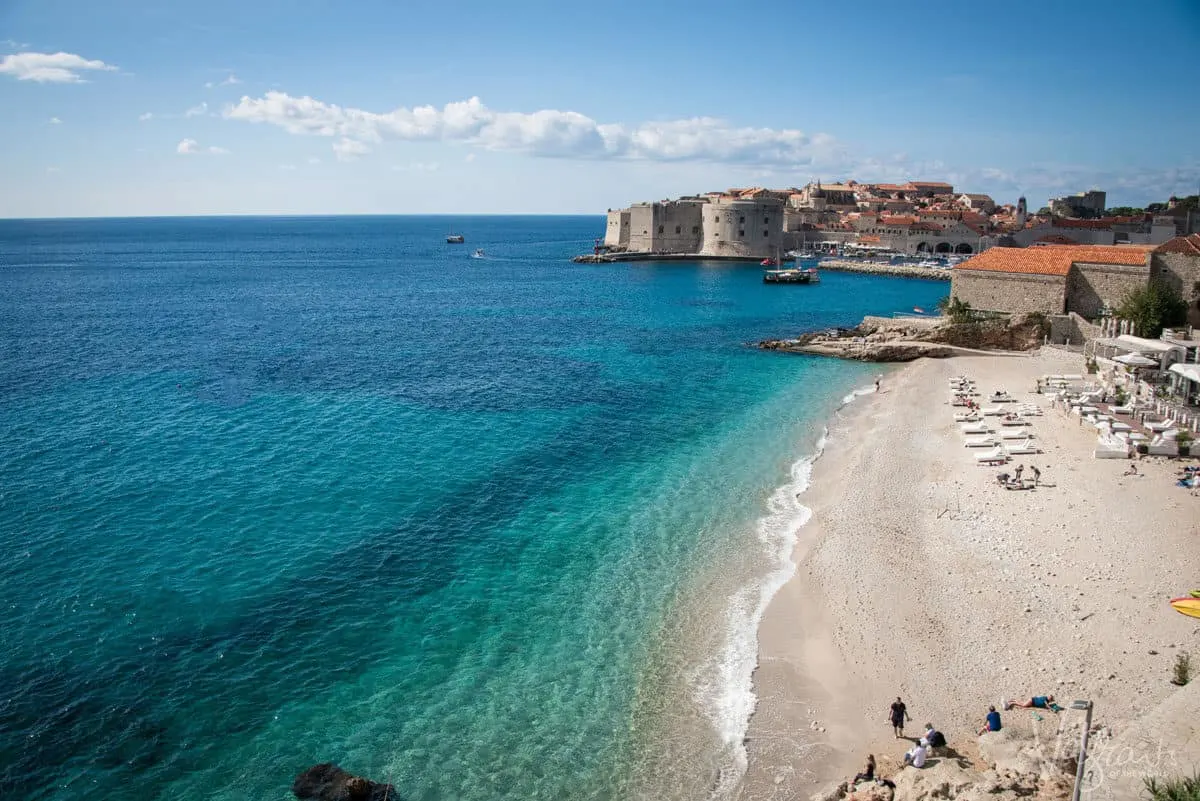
[951,377,1043,464]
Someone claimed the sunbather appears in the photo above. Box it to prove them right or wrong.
[1123,464,1138,477]
[852,754,876,784]
[1005,694,1056,711]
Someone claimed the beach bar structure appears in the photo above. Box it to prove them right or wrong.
[1085,334,1187,371]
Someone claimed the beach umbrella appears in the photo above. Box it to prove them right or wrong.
[1114,353,1157,367]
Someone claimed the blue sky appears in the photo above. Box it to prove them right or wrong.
[2,0,1198,217]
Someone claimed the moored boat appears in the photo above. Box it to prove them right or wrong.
[763,268,819,284]
[446,234,465,244]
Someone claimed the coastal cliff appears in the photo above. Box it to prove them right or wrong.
[759,313,1047,362]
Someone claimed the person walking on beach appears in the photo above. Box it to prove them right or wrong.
[875,377,881,393]
[1031,466,1041,487]
[889,697,910,738]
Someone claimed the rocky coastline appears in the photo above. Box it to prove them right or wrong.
[759,314,1046,362]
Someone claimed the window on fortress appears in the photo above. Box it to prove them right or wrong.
[658,226,664,234]
[739,216,745,224]
[715,216,720,222]
[676,225,681,234]
[738,229,745,238]
[764,217,770,224]
[763,230,769,237]
[692,226,700,234]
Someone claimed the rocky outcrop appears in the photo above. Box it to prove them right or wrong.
[761,314,1047,362]
[293,763,398,801]
[810,731,1072,801]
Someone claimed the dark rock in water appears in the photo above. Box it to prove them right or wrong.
[294,763,399,801]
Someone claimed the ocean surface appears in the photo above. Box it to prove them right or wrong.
[0,216,945,801]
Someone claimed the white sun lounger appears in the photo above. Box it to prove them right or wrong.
[964,436,999,448]
[953,411,980,422]
[1000,429,1033,440]
[976,447,1008,464]
[961,422,991,434]
[981,406,1005,416]
[999,418,1030,427]
[1005,439,1041,455]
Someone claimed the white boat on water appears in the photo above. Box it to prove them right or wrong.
[472,249,485,258]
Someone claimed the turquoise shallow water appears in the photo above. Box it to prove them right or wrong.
[0,216,946,800]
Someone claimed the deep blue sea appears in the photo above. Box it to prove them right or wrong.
[0,216,945,801]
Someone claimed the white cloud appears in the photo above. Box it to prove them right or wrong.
[0,51,117,83]
[49,116,61,124]
[138,112,154,121]
[177,138,228,155]
[307,156,321,165]
[332,137,370,161]
[185,101,208,117]
[224,91,842,167]
[205,73,241,89]
[464,152,476,163]
[279,163,297,170]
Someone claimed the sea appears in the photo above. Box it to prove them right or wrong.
[0,216,946,801]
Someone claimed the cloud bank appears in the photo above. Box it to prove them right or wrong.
[224,91,841,167]
[0,51,116,83]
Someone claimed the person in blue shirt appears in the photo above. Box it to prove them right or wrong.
[978,705,1002,735]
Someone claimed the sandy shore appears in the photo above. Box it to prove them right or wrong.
[737,349,1200,800]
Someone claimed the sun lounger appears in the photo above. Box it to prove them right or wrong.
[1147,420,1174,433]
[991,394,1016,403]
[1000,429,1032,440]
[1005,439,1041,455]
[976,448,1008,464]
[1111,405,1134,415]
[953,411,980,422]
[961,422,991,434]
[1110,422,1132,433]
[999,417,1030,427]
[981,406,1004,416]
[964,436,999,448]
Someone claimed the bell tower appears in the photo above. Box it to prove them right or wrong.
[1016,196,1028,228]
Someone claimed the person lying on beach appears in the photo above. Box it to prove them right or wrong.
[852,754,876,784]
[1005,695,1059,711]
[903,740,928,768]
[977,705,1002,735]
[1123,464,1139,477]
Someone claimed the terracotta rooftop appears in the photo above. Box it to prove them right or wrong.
[908,181,954,189]
[1155,234,1200,256]
[880,215,919,225]
[954,245,1152,277]
[874,183,909,192]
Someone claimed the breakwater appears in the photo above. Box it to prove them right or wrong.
[816,260,951,280]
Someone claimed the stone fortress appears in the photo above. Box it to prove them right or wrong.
[602,181,1192,262]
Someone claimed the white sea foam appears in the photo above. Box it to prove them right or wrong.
[700,383,874,799]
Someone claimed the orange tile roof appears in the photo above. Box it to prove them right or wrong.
[955,245,1151,276]
[1155,234,1200,255]
[874,183,909,192]
[955,244,1152,275]
[908,181,954,189]
[858,234,882,243]
[880,215,919,225]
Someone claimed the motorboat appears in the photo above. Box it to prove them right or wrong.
[763,268,819,284]
[472,249,485,258]
[446,234,465,244]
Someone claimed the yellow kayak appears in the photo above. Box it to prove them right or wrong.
[1170,597,1200,619]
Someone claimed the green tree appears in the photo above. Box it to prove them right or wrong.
[937,295,976,324]
[1116,280,1188,337]
[1105,206,1144,217]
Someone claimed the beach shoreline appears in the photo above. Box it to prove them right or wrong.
[736,349,1200,800]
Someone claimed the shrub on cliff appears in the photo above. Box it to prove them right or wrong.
[1116,281,1188,338]
[1144,772,1200,801]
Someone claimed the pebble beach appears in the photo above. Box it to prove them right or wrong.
[739,349,1200,799]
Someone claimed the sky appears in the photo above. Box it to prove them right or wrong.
[2,0,1199,218]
